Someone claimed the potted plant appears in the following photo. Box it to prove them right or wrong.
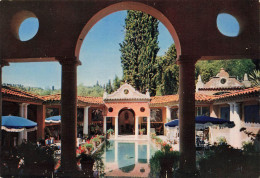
[77,148,104,177]
[77,152,95,175]
[139,128,146,135]
[91,137,100,148]
[107,129,114,139]
[82,143,93,154]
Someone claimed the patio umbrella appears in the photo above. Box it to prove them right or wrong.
[1,115,37,132]
[45,115,61,123]
[165,116,235,129]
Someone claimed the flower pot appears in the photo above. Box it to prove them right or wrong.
[80,159,95,174]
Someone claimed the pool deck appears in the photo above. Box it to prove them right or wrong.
[109,135,149,141]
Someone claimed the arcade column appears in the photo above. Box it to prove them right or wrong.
[147,116,150,139]
[103,116,107,134]
[37,105,46,140]
[135,116,139,138]
[177,56,198,176]
[59,58,80,174]
[83,106,90,136]
[229,102,242,148]
[115,116,118,139]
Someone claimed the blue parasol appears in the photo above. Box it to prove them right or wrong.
[1,115,37,132]
[45,115,61,123]
[165,116,234,129]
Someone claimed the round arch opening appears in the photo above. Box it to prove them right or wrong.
[118,108,135,135]
[11,10,39,41]
[75,1,181,59]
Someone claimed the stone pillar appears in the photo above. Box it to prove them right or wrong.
[115,116,118,139]
[229,103,234,119]
[229,102,242,148]
[23,104,29,141]
[210,105,218,118]
[23,104,29,118]
[135,116,139,138]
[166,106,171,122]
[103,116,107,134]
[19,103,24,117]
[59,59,79,174]
[147,116,151,139]
[83,106,89,136]
[177,56,197,175]
[37,105,46,140]
[18,103,25,145]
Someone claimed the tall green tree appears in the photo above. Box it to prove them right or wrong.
[120,10,159,96]
[155,44,179,95]
[113,75,121,91]
[106,80,113,94]
[196,59,256,83]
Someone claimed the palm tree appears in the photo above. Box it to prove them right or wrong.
[248,70,260,87]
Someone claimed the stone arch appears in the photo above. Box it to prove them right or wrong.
[75,1,181,59]
[118,107,135,135]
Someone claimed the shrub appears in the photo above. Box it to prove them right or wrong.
[199,143,244,177]
[150,149,179,177]
[17,142,55,176]
[242,141,255,153]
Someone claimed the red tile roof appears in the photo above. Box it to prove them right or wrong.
[150,95,179,105]
[78,96,103,105]
[195,93,217,101]
[150,93,216,106]
[2,86,44,103]
[3,85,259,106]
[41,94,104,105]
[198,87,244,91]
[213,86,260,101]
[41,94,61,102]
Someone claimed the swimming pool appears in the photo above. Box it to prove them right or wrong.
[102,140,158,177]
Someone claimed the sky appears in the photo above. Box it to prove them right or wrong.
[2,12,239,89]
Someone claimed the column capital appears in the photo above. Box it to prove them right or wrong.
[228,102,235,106]
[19,103,29,107]
[176,55,200,65]
[233,102,241,107]
[57,56,81,66]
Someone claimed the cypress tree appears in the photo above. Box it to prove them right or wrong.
[120,10,159,96]
[155,44,179,95]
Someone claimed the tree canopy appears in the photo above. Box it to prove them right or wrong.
[120,10,159,96]
[195,59,256,83]
[155,44,179,95]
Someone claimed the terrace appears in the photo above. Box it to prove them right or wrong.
[0,0,259,177]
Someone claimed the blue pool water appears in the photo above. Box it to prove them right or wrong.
[102,140,158,176]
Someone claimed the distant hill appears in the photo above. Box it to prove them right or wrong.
[2,83,104,97]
